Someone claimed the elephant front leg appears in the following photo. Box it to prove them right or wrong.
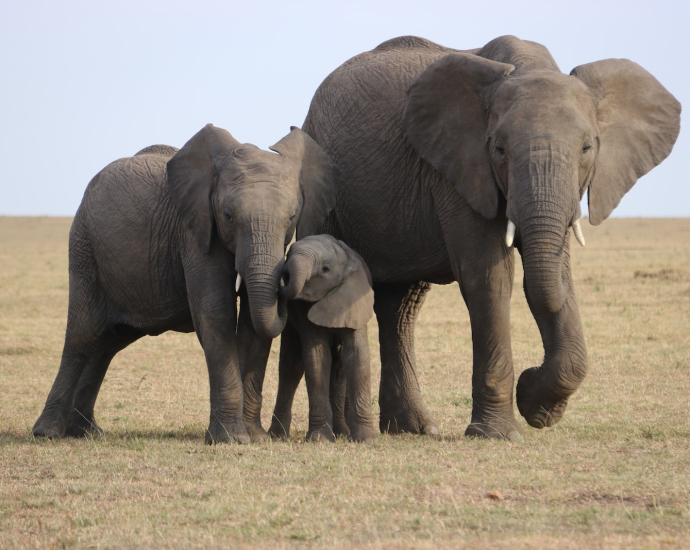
[341,328,377,443]
[462,285,523,441]
[201,332,249,445]
[187,265,249,444]
[517,278,587,429]
[374,282,439,436]
[268,322,304,439]
[302,333,335,442]
[237,286,272,442]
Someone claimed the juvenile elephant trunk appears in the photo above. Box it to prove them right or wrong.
[280,251,314,300]
[236,227,288,339]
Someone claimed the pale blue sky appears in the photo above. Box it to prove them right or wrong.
[1,0,687,218]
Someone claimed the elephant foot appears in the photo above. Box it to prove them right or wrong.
[349,425,378,443]
[65,409,105,438]
[464,414,524,441]
[205,416,250,445]
[516,366,570,429]
[244,419,269,443]
[268,414,291,439]
[306,425,335,443]
[332,415,350,438]
[379,403,440,436]
[32,412,67,439]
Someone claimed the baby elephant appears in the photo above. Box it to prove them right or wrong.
[269,235,378,443]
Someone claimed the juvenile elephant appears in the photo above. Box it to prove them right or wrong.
[268,235,377,443]
[301,35,681,439]
[32,124,338,444]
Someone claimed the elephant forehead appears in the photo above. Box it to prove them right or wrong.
[497,71,595,111]
[290,236,343,262]
[492,73,598,133]
[222,149,300,187]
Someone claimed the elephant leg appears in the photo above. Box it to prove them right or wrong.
[268,322,304,438]
[185,259,248,445]
[516,251,587,428]
[65,325,144,437]
[459,282,523,441]
[341,328,377,443]
[302,332,335,442]
[329,345,350,437]
[437,199,522,440]
[33,253,109,438]
[237,286,272,442]
[374,281,439,435]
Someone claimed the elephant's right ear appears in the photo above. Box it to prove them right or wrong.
[403,54,514,219]
[167,124,242,252]
[270,127,340,239]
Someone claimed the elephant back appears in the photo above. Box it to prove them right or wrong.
[134,144,179,158]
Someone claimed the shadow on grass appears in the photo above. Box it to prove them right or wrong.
[0,426,206,446]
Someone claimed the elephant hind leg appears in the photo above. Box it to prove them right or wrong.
[64,324,144,438]
[374,281,439,436]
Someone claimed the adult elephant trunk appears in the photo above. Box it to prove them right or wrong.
[279,250,314,300]
[235,227,288,340]
[509,154,588,429]
[519,210,569,314]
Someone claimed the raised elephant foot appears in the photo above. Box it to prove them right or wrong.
[205,416,250,445]
[379,404,440,436]
[464,416,524,441]
[268,415,291,439]
[306,426,335,443]
[244,420,269,443]
[516,366,570,429]
[65,409,105,438]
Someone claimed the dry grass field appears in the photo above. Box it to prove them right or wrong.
[1,216,689,549]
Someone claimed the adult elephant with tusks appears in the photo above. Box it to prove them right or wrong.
[32,124,338,444]
[301,35,681,439]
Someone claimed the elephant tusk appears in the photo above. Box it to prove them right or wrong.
[505,220,516,248]
[279,275,286,288]
[235,274,242,293]
[572,219,586,247]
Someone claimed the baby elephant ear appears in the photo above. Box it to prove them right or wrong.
[307,245,374,330]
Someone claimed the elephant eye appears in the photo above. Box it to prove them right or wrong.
[495,142,506,156]
[321,265,330,273]
[582,143,592,154]
[223,210,233,223]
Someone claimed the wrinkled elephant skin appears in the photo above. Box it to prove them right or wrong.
[302,35,680,438]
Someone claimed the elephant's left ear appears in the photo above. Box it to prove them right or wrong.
[270,127,340,239]
[571,59,681,225]
[307,244,374,330]
[403,53,515,219]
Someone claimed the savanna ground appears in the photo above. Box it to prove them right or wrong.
[0,217,689,549]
